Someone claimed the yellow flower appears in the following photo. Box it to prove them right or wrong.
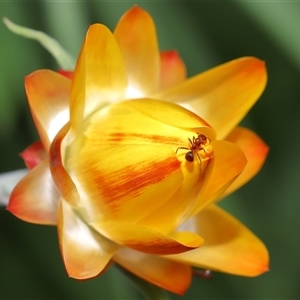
[8,6,269,295]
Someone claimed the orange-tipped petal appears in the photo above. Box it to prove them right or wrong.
[58,199,118,279]
[58,69,74,80]
[160,50,187,90]
[20,141,47,169]
[114,6,160,96]
[154,57,267,139]
[70,24,127,133]
[91,220,203,255]
[189,140,247,216]
[170,204,269,276]
[220,126,269,199]
[25,70,71,151]
[8,159,59,225]
[114,248,192,295]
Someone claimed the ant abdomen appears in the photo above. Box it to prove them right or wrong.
[185,151,194,162]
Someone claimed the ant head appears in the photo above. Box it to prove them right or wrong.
[197,133,207,141]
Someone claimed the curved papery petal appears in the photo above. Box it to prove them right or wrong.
[70,24,127,133]
[69,99,199,150]
[138,145,214,234]
[115,99,216,140]
[169,204,269,277]
[91,220,203,255]
[189,140,247,216]
[114,6,160,96]
[160,50,187,90]
[58,199,118,279]
[220,126,269,199]
[8,159,59,225]
[20,141,47,169]
[114,248,191,295]
[49,123,80,207]
[153,57,267,139]
[66,99,214,225]
[25,70,71,150]
[68,143,183,224]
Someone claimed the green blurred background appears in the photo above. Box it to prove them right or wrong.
[1,1,299,299]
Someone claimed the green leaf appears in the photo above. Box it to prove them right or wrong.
[3,17,76,70]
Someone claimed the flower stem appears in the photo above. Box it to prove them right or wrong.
[3,18,75,69]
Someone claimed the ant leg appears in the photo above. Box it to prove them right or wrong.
[200,147,208,154]
[195,151,202,167]
[175,147,189,154]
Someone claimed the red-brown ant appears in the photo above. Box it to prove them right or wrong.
[176,133,209,162]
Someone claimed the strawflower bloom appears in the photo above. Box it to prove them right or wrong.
[7,6,269,295]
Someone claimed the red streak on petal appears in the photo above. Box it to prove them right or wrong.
[93,156,181,206]
[124,238,192,255]
[107,132,182,145]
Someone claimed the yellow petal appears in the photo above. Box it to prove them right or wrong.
[115,99,216,140]
[70,24,127,133]
[160,50,187,90]
[58,199,118,279]
[154,57,267,139]
[114,248,191,295]
[8,159,59,225]
[66,99,214,225]
[189,140,247,216]
[90,220,204,255]
[169,204,269,276]
[138,140,214,234]
[220,126,269,199]
[25,70,71,150]
[68,143,183,224]
[114,6,160,96]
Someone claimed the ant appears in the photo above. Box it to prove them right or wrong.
[175,133,208,162]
